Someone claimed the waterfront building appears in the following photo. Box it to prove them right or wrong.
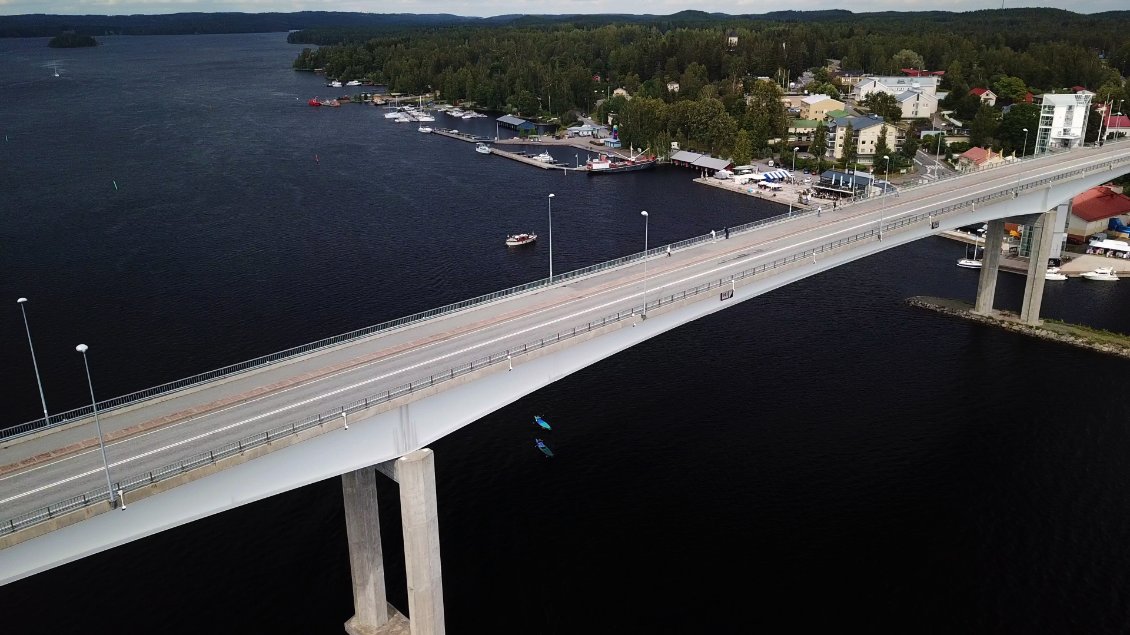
[1034,91,1094,154]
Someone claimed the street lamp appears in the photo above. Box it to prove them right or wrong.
[547,193,555,280]
[879,155,890,240]
[17,298,49,424]
[792,146,799,172]
[883,154,891,196]
[1022,127,1029,159]
[935,132,944,176]
[76,344,117,507]
[640,210,649,317]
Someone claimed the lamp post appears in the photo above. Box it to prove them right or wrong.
[76,344,116,506]
[640,210,649,317]
[935,132,943,175]
[547,193,555,280]
[879,155,890,240]
[792,146,799,172]
[883,154,891,196]
[17,298,49,424]
[1022,127,1029,159]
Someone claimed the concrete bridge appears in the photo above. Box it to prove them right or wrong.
[3,140,1128,634]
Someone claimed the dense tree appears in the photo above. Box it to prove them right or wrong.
[969,104,1001,147]
[840,123,857,167]
[874,125,892,165]
[998,103,1040,156]
[810,122,829,171]
[891,49,925,71]
[732,129,753,166]
[861,92,901,122]
[991,76,1028,102]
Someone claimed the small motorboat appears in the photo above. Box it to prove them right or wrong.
[308,98,322,107]
[417,126,433,133]
[956,258,982,269]
[506,233,537,247]
[1045,267,1067,281]
[475,143,492,155]
[535,438,554,458]
[1082,266,1118,281]
[534,415,551,430]
[532,151,556,163]
[345,79,362,86]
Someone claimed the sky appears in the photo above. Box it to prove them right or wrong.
[0,0,1123,17]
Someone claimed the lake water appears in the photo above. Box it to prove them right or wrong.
[2,33,1129,634]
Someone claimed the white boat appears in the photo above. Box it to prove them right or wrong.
[448,108,465,117]
[53,63,59,78]
[393,114,412,123]
[415,113,435,122]
[1045,269,1068,281]
[505,233,537,246]
[418,126,433,133]
[328,80,342,88]
[532,151,555,163]
[956,259,982,269]
[1081,266,1118,281]
[345,80,362,86]
[475,143,492,155]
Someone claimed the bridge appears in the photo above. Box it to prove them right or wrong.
[3,140,1129,633]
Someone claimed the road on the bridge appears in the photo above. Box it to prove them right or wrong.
[3,141,1128,524]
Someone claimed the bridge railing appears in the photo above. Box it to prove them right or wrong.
[6,140,1129,444]
[0,183,1033,536]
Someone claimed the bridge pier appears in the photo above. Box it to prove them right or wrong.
[1019,210,1057,325]
[973,219,1006,315]
[345,448,445,635]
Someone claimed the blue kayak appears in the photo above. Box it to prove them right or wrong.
[535,438,554,457]
[534,415,551,430]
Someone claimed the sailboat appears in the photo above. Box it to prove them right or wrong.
[956,243,982,269]
[53,63,59,78]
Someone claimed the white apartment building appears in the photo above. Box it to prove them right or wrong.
[1035,91,1094,154]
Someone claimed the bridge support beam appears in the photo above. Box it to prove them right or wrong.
[1020,210,1056,326]
[974,219,1006,316]
[397,449,446,635]
[343,467,390,635]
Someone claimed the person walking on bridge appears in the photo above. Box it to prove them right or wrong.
[724,226,730,239]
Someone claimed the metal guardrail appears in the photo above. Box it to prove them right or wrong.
[10,155,1122,535]
[5,139,1129,445]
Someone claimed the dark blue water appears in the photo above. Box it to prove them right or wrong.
[3,34,1130,634]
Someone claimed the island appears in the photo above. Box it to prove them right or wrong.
[48,32,97,48]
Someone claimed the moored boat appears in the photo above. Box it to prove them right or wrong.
[475,143,492,155]
[308,98,322,107]
[955,258,982,269]
[418,126,433,133]
[532,151,556,163]
[1045,269,1068,281]
[1081,266,1118,281]
[505,233,537,246]
[584,151,657,174]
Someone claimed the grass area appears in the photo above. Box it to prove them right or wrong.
[1039,319,1130,348]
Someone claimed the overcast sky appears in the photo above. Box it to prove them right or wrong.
[1,1,1123,17]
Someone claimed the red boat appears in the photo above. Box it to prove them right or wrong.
[308,97,322,107]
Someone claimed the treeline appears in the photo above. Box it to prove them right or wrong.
[48,33,97,48]
[290,10,1130,159]
[0,11,478,38]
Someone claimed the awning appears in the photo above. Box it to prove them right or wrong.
[762,169,790,181]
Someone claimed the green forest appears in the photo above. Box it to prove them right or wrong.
[291,9,1130,166]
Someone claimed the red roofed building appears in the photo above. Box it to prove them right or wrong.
[1071,85,1088,93]
[956,146,1006,171]
[1101,114,1130,140]
[900,68,945,77]
[969,87,997,106]
[1066,186,1130,243]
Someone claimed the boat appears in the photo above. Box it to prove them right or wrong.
[475,143,492,155]
[1045,268,1068,281]
[535,438,554,458]
[327,80,342,88]
[53,63,59,78]
[1081,266,1118,281]
[418,126,433,133]
[584,149,658,174]
[532,151,556,163]
[505,233,537,246]
[345,80,362,86]
[956,244,982,269]
[308,98,322,107]
[534,415,551,430]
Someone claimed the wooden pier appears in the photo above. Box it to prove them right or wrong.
[432,128,492,144]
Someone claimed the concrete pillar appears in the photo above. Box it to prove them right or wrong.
[1020,211,1056,325]
[343,468,389,635]
[398,449,445,635]
[973,218,1005,315]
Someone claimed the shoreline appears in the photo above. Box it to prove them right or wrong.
[907,296,1130,360]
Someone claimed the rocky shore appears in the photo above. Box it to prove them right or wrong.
[907,296,1130,360]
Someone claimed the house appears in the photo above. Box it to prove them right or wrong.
[1101,114,1130,140]
[669,150,732,176]
[496,114,537,133]
[835,69,868,90]
[666,81,680,93]
[853,76,941,100]
[956,146,1007,171]
[789,119,820,144]
[1065,186,1130,243]
[799,94,844,120]
[612,87,632,100]
[566,123,604,138]
[726,30,738,47]
[901,68,945,78]
[826,114,897,164]
[1034,92,1093,153]
[896,90,939,119]
[814,169,875,198]
[969,87,997,107]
